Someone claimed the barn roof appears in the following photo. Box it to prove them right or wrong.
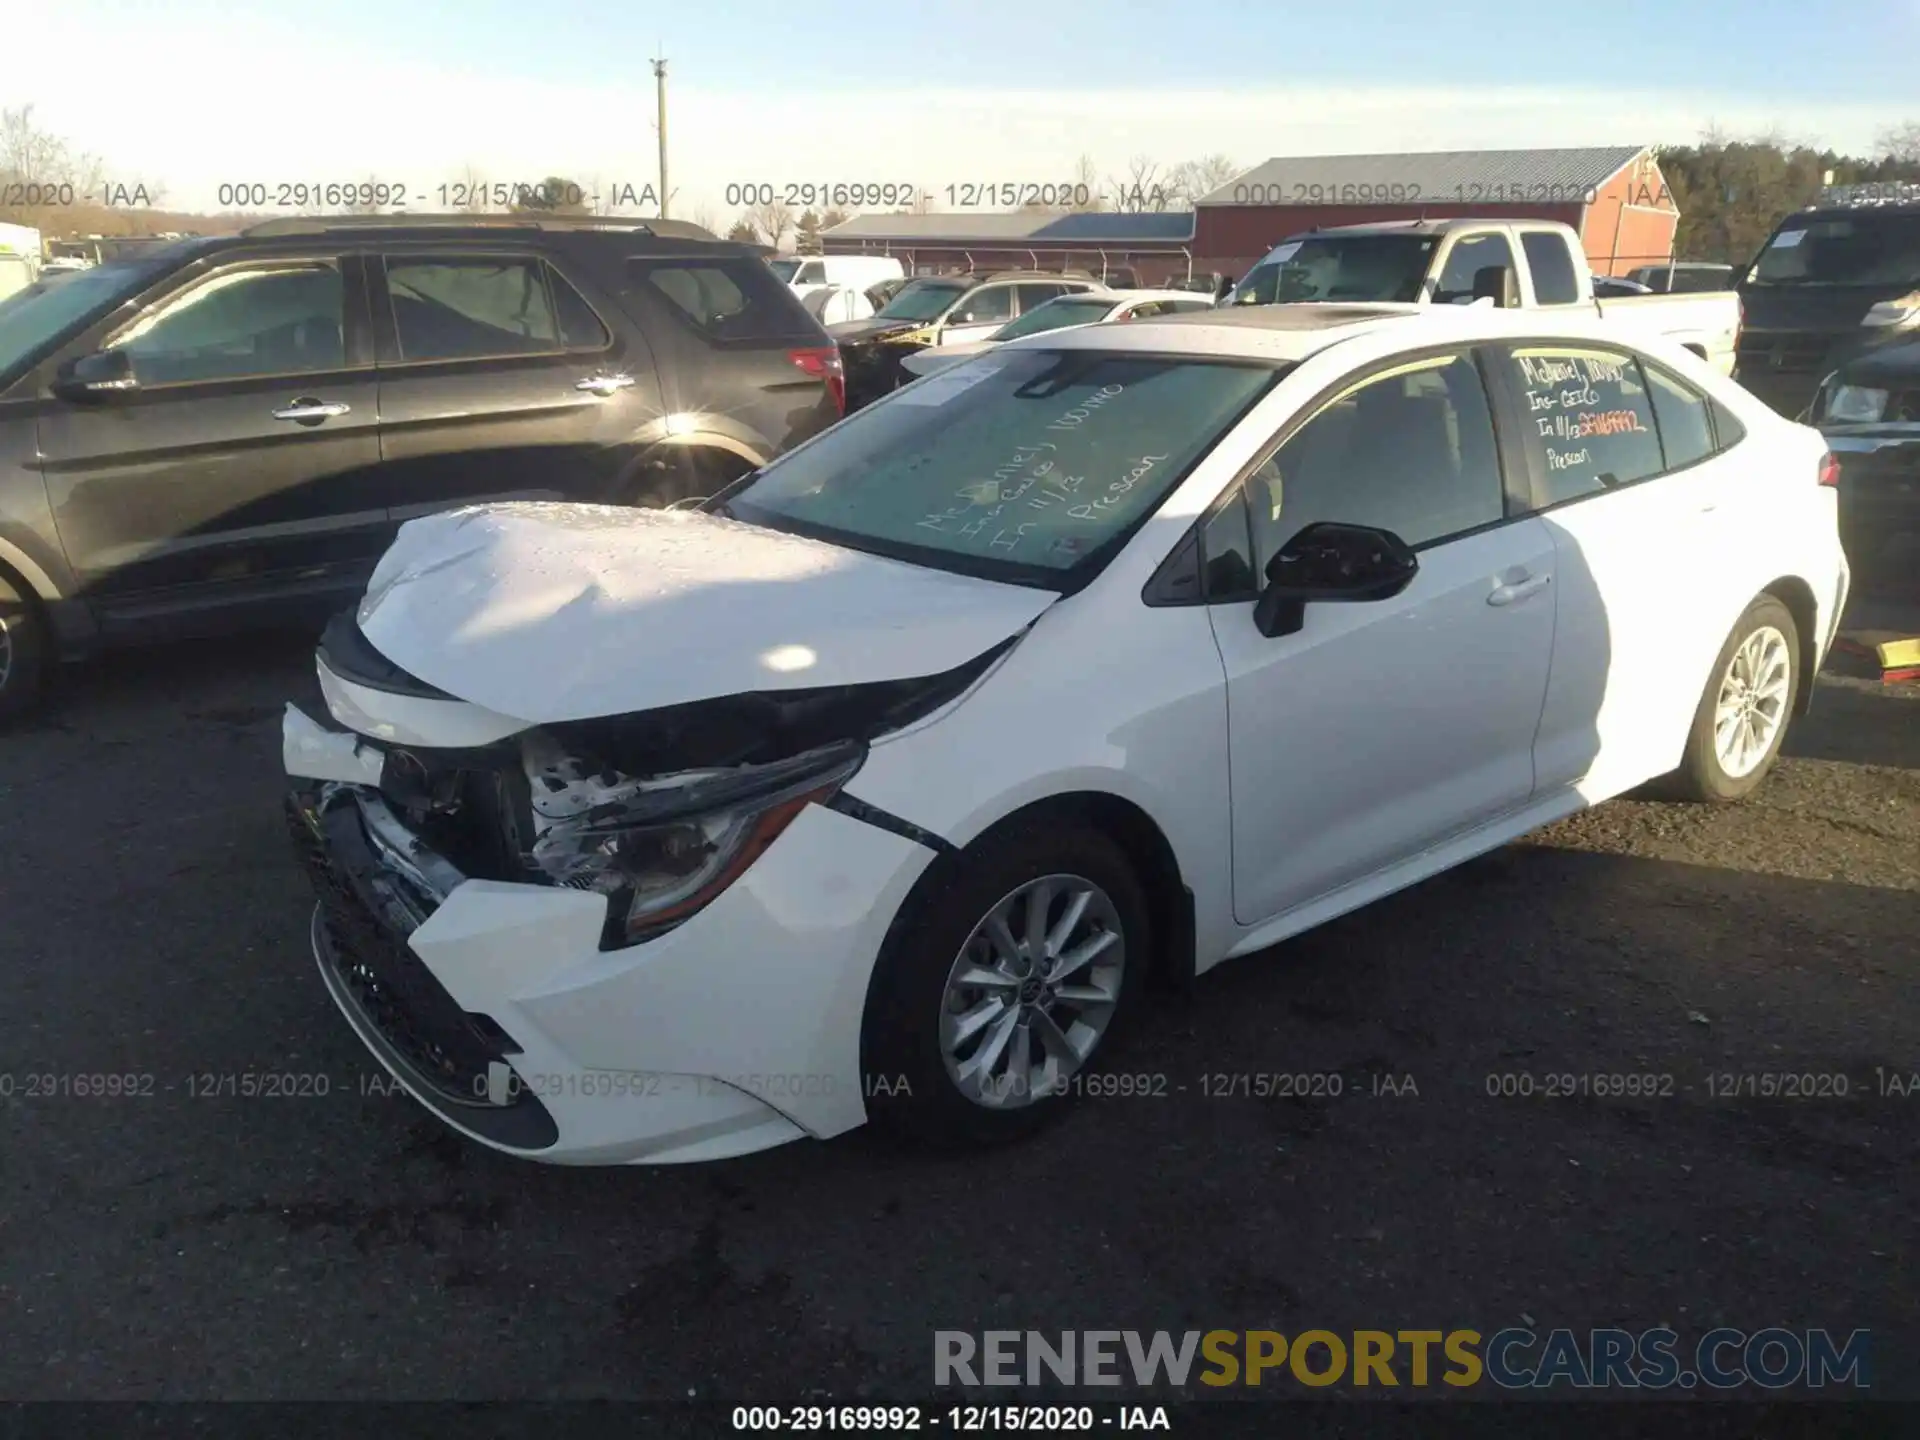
[821,211,1197,243]
[1199,146,1650,205]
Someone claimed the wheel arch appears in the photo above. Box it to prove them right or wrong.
[1759,575,1820,716]
[881,790,1196,994]
[0,536,62,602]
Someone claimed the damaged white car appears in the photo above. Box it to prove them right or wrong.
[286,306,1848,1165]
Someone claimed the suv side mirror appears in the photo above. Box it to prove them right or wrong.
[54,349,138,400]
[1253,521,1418,638]
[1472,264,1520,308]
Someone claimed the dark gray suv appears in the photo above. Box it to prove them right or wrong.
[0,214,843,718]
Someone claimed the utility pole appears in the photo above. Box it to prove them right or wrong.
[652,56,669,219]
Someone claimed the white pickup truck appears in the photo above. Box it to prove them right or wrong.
[1227,219,1740,375]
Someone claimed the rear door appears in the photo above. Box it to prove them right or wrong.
[1490,340,1740,798]
[370,244,663,521]
[35,247,388,619]
[938,283,1016,345]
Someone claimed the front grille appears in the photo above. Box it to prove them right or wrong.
[286,795,516,1108]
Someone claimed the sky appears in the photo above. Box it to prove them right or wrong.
[4,0,1917,225]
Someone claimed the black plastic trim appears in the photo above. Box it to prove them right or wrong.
[826,793,958,856]
[318,609,456,699]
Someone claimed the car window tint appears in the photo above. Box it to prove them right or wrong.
[1433,233,1516,305]
[635,260,803,342]
[1246,353,1506,568]
[954,286,1013,323]
[548,266,610,350]
[1644,364,1714,470]
[1520,232,1580,304]
[1508,346,1665,504]
[1015,283,1068,312]
[1201,489,1258,600]
[108,263,345,384]
[387,257,559,361]
[1710,396,1747,451]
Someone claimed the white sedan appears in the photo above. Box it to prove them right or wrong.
[898,289,1215,379]
[284,304,1849,1165]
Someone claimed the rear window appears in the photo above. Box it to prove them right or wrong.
[627,258,815,342]
[1520,232,1580,304]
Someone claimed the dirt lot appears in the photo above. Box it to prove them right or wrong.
[1,613,1916,1410]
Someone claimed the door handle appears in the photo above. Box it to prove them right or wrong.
[271,399,350,423]
[575,372,636,396]
[1487,572,1552,606]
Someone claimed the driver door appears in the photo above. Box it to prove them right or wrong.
[1202,348,1557,924]
[937,283,1015,344]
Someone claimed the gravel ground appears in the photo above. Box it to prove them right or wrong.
[1,611,1916,1410]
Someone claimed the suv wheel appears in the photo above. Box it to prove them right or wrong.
[860,820,1149,1148]
[0,573,48,724]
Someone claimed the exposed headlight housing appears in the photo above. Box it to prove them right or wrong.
[1826,384,1890,424]
[524,739,865,948]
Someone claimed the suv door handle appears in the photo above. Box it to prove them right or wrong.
[271,398,350,423]
[1488,572,1552,606]
[575,372,635,396]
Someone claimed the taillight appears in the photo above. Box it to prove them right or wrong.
[789,346,845,416]
[1818,451,1841,488]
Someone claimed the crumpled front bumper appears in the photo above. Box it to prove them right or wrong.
[285,706,935,1166]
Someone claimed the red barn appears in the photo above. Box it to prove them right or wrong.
[1196,145,1679,281]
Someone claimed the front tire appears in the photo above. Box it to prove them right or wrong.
[1669,595,1799,803]
[860,820,1150,1149]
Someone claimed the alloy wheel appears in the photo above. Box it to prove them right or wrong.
[938,873,1125,1109]
[1713,624,1791,779]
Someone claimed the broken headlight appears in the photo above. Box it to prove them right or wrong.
[524,738,865,948]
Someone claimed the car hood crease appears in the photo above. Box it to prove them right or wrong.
[354,503,1057,724]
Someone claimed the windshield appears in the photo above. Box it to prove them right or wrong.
[875,279,967,322]
[767,259,802,282]
[1230,234,1437,305]
[991,296,1118,341]
[1746,213,1920,288]
[722,349,1282,586]
[0,253,174,385]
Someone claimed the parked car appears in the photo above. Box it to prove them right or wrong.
[0,213,842,719]
[1735,192,1920,419]
[828,270,1104,408]
[1227,219,1741,375]
[898,288,1216,378]
[284,302,1848,1166]
[800,279,914,327]
[1810,333,1920,593]
[1628,262,1736,294]
[770,254,904,327]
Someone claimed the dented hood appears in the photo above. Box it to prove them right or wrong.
[355,503,1056,724]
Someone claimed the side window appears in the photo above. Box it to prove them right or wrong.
[1015,282,1068,313]
[953,286,1013,324]
[1433,233,1517,306]
[386,256,559,361]
[1643,364,1715,470]
[1520,232,1581,305]
[796,262,827,285]
[108,262,345,384]
[1200,490,1258,600]
[1710,396,1747,451]
[1243,352,1507,570]
[1507,346,1665,505]
[549,266,611,351]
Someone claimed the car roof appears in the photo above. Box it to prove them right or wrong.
[1005,302,1688,364]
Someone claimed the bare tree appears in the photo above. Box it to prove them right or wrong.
[1071,153,1105,212]
[1107,156,1172,212]
[0,104,107,226]
[748,197,794,249]
[1166,154,1240,207]
[1876,121,1920,164]
[690,202,722,235]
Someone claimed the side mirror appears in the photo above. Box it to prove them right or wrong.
[1252,521,1419,638]
[54,349,138,400]
[1472,264,1520,308]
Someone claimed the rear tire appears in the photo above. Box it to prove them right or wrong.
[1667,595,1799,803]
[0,572,48,725]
[860,820,1150,1149]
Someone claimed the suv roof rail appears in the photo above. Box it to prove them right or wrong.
[240,212,720,240]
